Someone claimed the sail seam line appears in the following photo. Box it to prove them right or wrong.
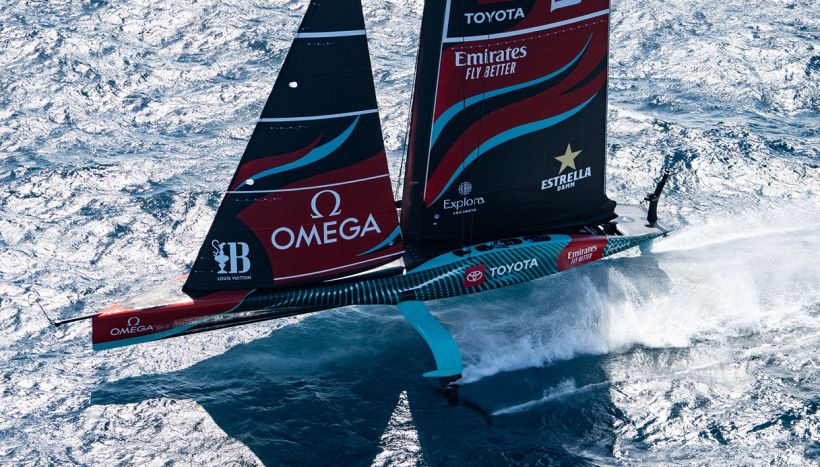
[275,252,405,281]
[259,108,377,122]
[226,174,390,194]
[296,30,366,38]
[442,10,609,43]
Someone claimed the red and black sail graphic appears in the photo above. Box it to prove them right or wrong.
[184,0,402,292]
[401,0,616,249]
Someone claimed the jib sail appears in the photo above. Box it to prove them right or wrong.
[184,0,403,292]
[401,0,616,247]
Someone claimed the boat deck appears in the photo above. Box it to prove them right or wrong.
[612,204,670,237]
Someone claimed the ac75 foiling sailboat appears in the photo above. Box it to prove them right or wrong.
[75,0,672,388]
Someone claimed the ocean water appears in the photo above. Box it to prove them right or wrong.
[1,0,819,465]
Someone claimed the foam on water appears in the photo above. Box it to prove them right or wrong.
[454,203,820,383]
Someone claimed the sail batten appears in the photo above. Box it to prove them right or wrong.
[274,251,404,282]
[296,29,366,38]
[258,108,379,123]
[225,174,392,195]
[441,9,610,43]
[183,0,402,292]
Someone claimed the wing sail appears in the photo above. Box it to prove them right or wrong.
[401,0,616,249]
[184,0,402,292]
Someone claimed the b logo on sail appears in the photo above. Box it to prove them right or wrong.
[212,240,251,275]
[271,190,381,250]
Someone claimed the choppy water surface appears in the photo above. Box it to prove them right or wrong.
[1,0,819,465]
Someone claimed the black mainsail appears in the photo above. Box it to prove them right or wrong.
[401,0,617,250]
[184,0,402,292]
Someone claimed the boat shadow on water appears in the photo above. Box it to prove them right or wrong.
[91,254,671,465]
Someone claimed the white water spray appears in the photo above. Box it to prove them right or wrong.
[449,205,820,383]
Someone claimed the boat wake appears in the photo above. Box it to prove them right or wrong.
[453,203,820,384]
[653,205,820,254]
[492,379,593,416]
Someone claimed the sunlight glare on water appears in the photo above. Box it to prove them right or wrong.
[0,0,818,464]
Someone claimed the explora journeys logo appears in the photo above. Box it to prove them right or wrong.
[444,182,484,215]
[212,239,251,274]
[270,190,381,250]
[110,316,155,337]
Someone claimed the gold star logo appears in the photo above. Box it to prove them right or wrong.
[555,144,582,174]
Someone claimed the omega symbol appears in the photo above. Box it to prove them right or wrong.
[310,190,342,219]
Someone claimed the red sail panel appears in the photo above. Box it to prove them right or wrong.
[401,0,616,249]
[235,154,402,285]
[183,0,402,292]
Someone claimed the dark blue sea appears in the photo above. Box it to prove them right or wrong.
[1,0,819,465]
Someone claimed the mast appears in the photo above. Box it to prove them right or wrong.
[401,0,616,253]
[183,0,403,292]
[401,0,450,243]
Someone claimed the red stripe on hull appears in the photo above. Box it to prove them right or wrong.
[92,287,250,347]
